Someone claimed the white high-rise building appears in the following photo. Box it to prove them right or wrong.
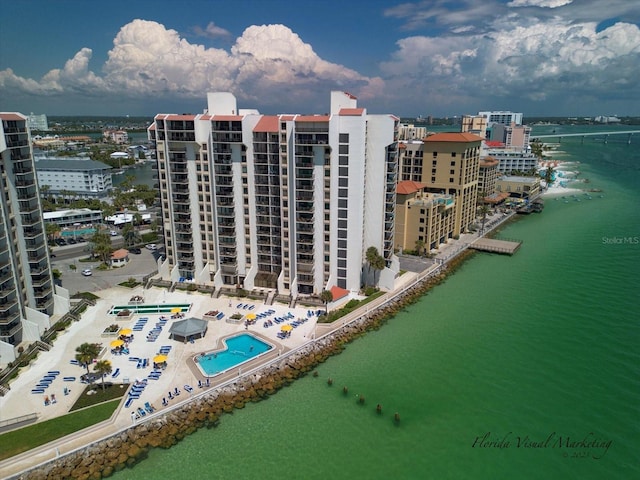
[478,111,523,126]
[150,92,400,298]
[0,113,69,363]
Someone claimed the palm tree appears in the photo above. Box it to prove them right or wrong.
[365,247,379,278]
[320,290,333,314]
[544,164,556,187]
[133,212,142,230]
[75,342,101,376]
[45,222,61,243]
[122,223,140,247]
[414,239,425,257]
[365,247,386,286]
[478,204,491,234]
[93,360,112,391]
[91,231,113,264]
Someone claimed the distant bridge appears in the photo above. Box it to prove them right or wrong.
[533,130,640,144]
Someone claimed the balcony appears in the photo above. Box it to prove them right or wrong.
[0,320,22,339]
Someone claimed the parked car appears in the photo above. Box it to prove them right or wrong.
[76,236,86,243]
[81,269,92,276]
[145,244,157,250]
[129,247,142,254]
[55,238,67,246]
[67,238,77,244]
[110,230,118,236]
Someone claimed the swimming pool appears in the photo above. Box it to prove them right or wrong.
[197,333,273,376]
[61,227,96,237]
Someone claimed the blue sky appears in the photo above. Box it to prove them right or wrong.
[1,0,638,118]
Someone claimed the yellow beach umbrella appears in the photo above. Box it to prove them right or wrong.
[110,339,124,348]
[119,328,133,336]
[153,354,168,363]
[171,307,182,314]
[246,313,256,320]
[281,324,293,332]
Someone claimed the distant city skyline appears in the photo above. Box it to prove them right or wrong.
[1,0,638,117]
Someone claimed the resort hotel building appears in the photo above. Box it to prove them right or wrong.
[149,92,400,298]
[396,132,483,252]
[34,157,113,200]
[0,113,69,362]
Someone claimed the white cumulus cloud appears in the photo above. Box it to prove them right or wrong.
[0,19,382,110]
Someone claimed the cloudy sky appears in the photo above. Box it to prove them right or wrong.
[1,0,638,117]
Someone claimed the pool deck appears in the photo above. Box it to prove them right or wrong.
[0,286,316,441]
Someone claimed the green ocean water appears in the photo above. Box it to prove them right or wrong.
[112,125,639,480]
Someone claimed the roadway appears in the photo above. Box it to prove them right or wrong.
[50,236,163,295]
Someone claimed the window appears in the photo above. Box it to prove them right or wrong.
[339,133,349,143]
[450,161,456,166]
[452,152,457,157]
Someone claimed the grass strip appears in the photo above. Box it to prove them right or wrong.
[0,399,120,461]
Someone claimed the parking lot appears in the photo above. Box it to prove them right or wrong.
[51,247,161,295]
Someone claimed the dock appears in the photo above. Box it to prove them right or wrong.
[469,238,522,255]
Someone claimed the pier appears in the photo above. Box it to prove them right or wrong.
[469,238,522,255]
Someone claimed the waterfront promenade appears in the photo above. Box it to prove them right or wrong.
[0,209,517,478]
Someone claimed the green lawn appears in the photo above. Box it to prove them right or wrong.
[0,397,121,461]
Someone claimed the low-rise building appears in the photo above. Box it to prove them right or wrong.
[35,157,113,199]
[104,129,129,144]
[495,175,541,199]
[43,208,103,228]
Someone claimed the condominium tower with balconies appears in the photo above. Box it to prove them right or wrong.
[0,113,69,362]
[150,92,400,298]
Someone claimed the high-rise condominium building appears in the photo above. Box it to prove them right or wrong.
[478,110,523,126]
[0,113,68,362]
[150,92,400,297]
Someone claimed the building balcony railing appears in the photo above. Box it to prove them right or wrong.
[33,286,53,299]
[31,275,51,288]
[0,320,22,339]
[0,297,18,314]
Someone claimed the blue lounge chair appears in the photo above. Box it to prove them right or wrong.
[144,402,155,413]
[125,397,134,408]
[63,377,76,382]
[112,368,120,378]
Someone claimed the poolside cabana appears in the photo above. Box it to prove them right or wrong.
[168,317,208,343]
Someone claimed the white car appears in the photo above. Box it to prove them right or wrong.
[81,269,92,276]
[145,244,157,250]
[110,230,118,236]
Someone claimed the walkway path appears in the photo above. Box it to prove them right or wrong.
[1,208,519,478]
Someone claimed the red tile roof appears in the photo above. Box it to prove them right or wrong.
[0,113,25,121]
[296,115,330,122]
[424,132,484,143]
[397,180,426,195]
[111,249,129,260]
[165,114,197,120]
[339,108,364,116]
[213,115,243,121]
[330,285,350,301]
[254,116,279,132]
